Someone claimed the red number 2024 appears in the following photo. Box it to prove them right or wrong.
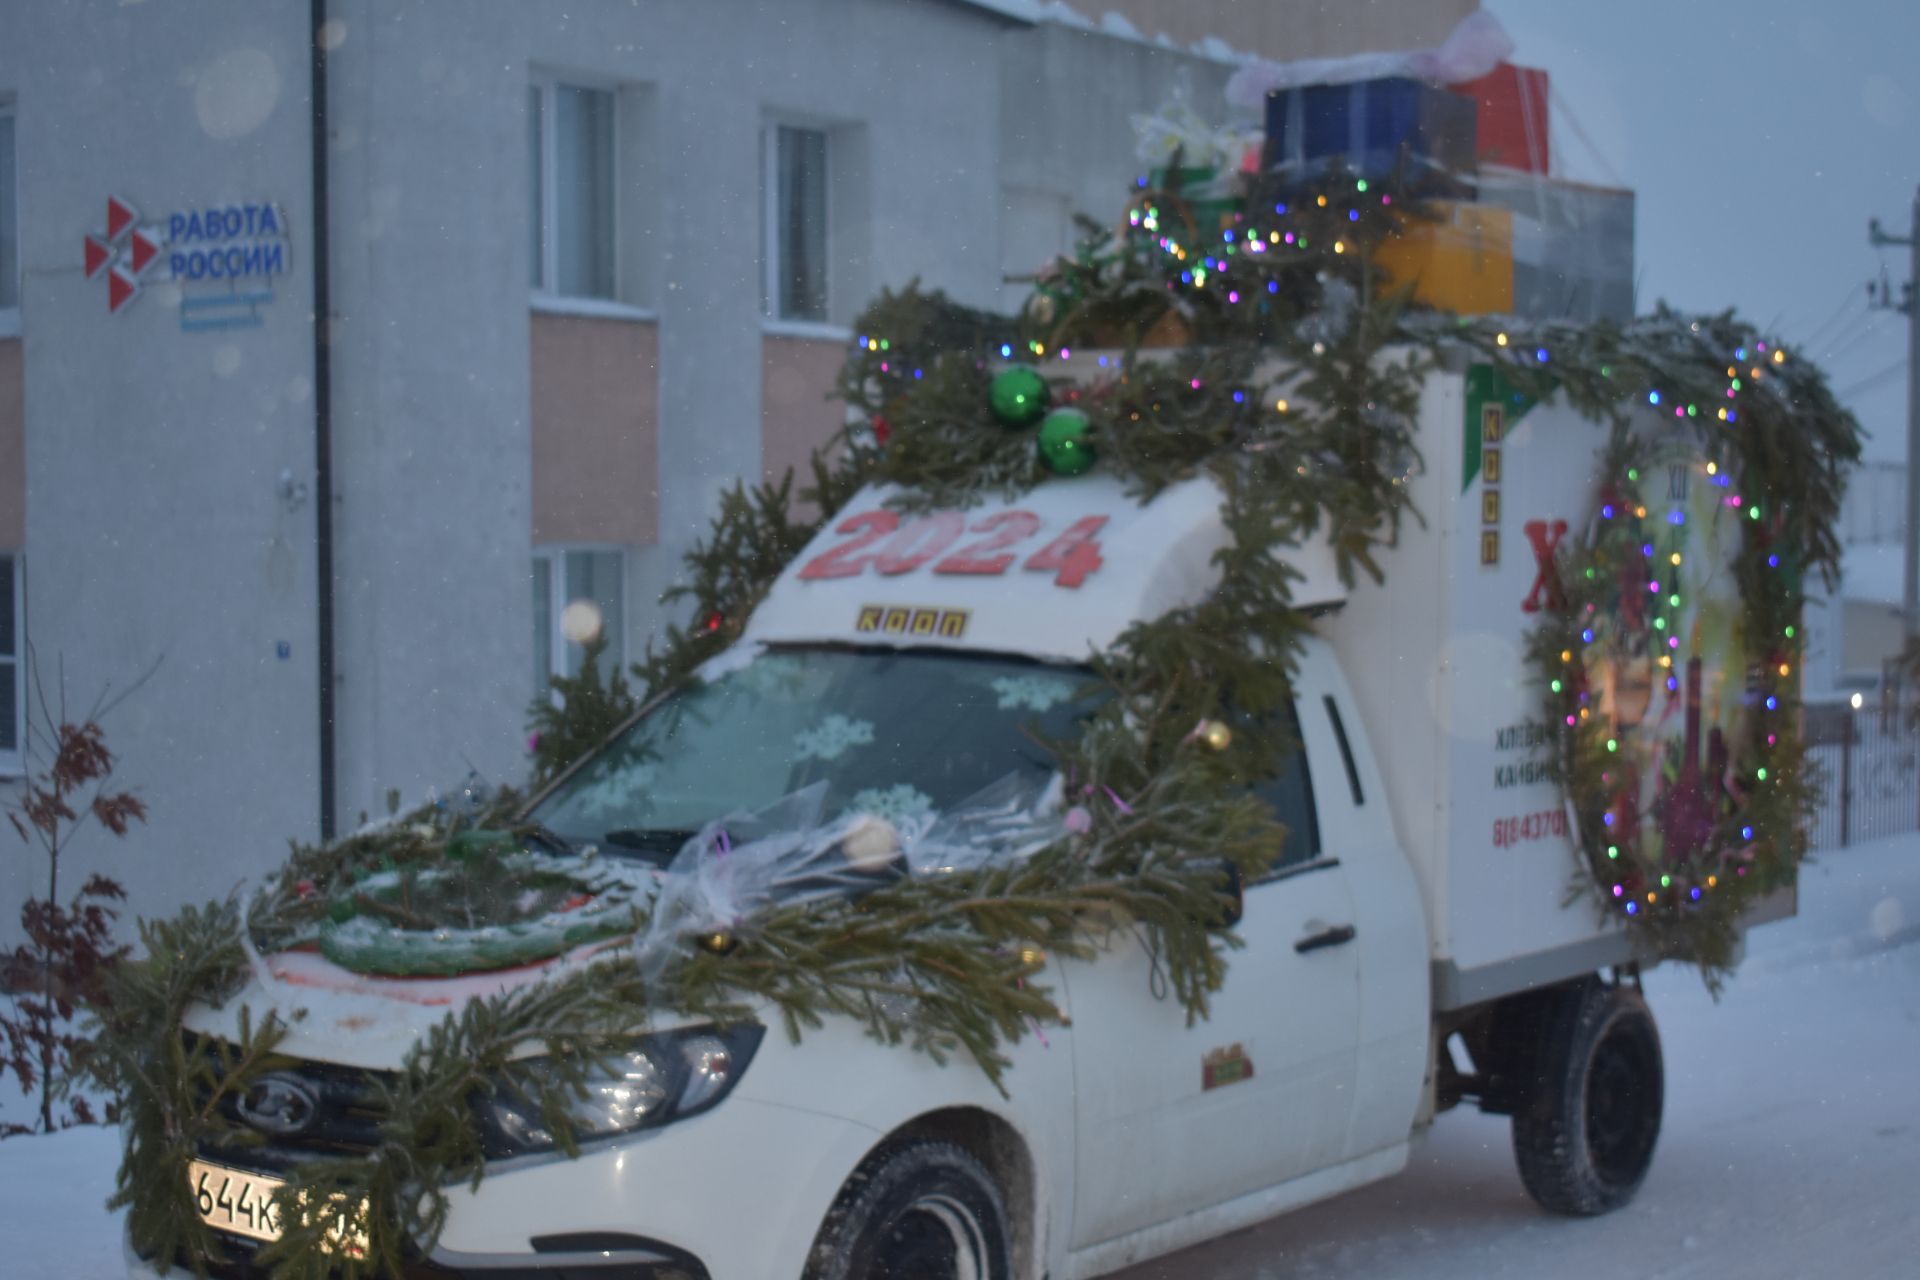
[797,510,1107,589]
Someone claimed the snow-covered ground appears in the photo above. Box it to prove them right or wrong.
[3,833,1916,1280]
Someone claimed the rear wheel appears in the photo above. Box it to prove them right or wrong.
[1511,978,1664,1216]
[803,1139,1013,1280]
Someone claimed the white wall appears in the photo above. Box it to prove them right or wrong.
[1,0,1454,926]
[320,0,1011,825]
[0,1,321,920]
[999,22,1236,302]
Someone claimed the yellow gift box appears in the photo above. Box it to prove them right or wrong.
[1375,202,1514,316]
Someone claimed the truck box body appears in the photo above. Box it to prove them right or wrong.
[1318,363,1623,1004]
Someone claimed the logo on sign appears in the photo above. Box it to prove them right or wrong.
[81,195,291,330]
[855,605,970,638]
[235,1073,321,1138]
[82,195,165,315]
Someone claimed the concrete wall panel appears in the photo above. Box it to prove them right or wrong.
[2,0,321,920]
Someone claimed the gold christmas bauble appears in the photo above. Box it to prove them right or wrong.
[1200,719,1233,751]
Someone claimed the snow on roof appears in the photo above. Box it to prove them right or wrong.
[946,0,1252,65]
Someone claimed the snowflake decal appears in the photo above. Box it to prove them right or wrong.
[793,714,876,762]
[573,763,657,817]
[991,673,1080,712]
[847,784,935,824]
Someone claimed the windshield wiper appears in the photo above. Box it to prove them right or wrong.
[521,824,576,856]
[601,828,699,863]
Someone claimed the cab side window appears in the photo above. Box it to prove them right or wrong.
[1254,702,1322,871]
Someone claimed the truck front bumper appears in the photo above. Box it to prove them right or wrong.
[125,1096,880,1279]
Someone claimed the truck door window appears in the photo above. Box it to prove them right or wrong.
[1323,694,1365,807]
[1254,702,1321,871]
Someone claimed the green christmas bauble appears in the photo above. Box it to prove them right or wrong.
[990,365,1051,428]
[1037,408,1095,476]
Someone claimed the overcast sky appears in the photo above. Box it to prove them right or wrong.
[1489,0,1917,464]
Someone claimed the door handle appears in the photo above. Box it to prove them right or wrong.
[1294,924,1357,954]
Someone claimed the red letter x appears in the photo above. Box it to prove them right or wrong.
[1522,519,1569,614]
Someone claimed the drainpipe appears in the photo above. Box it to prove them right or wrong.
[310,0,337,840]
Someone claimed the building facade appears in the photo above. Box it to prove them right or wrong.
[0,0,1452,919]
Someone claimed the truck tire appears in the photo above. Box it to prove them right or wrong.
[803,1138,1014,1280]
[1511,979,1663,1216]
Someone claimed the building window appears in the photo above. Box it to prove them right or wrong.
[529,80,615,300]
[1,555,21,775]
[763,124,829,323]
[1,104,18,316]
[533,548,625,692]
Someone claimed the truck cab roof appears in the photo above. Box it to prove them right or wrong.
[745,473,1348,664]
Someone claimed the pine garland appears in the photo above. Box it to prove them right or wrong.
[1470,311,1856,982]
[527,636,637,786]
[91,156,1859,1277]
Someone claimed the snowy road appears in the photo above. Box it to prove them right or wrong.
[3,835,1916,1279]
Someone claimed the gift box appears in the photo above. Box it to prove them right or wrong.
[1374,201,1514,316]
[1456,63,1551,174]
[1475,172,1635,323]
[1264,77,1478,181]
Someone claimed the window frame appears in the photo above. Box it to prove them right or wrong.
[528,74,620,304]
[761,120,833,325]
[0,100,19,335]
[0,553,23,777]
[532,544,629,693]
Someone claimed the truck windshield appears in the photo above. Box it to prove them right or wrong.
[531,647,1099,855]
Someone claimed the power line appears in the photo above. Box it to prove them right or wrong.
[1547,85,1624,188]
[1837,359,1908,401]
[1799,284,1867,350]
[1816,309,1885,364]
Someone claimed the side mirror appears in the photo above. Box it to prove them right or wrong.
[1196,859,1244,929]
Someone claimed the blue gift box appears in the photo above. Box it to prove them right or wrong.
[1264,77,1478,180]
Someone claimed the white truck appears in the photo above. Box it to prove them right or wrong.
[140,359,1785,1280]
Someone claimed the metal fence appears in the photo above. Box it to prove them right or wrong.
[1805,702,1920,850]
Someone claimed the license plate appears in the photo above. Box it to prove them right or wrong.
[186,1158,368,1256]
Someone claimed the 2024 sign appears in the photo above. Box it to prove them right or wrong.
[798,509,1109,588]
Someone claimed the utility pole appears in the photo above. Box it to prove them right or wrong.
[1868,186,1920,647]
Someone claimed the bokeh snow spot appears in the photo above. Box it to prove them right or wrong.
[194,49,280,140]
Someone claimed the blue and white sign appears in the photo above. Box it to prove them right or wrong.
[163,201,293,331]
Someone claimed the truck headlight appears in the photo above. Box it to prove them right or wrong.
[476,1023,764,1158]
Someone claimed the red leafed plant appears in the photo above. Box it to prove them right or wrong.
[3,673,150,1137]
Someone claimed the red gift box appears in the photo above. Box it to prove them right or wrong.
[1457,63,1549,173]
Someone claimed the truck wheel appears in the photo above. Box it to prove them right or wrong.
[1511,979,1663,1216]
[803,1138,1013,1280]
